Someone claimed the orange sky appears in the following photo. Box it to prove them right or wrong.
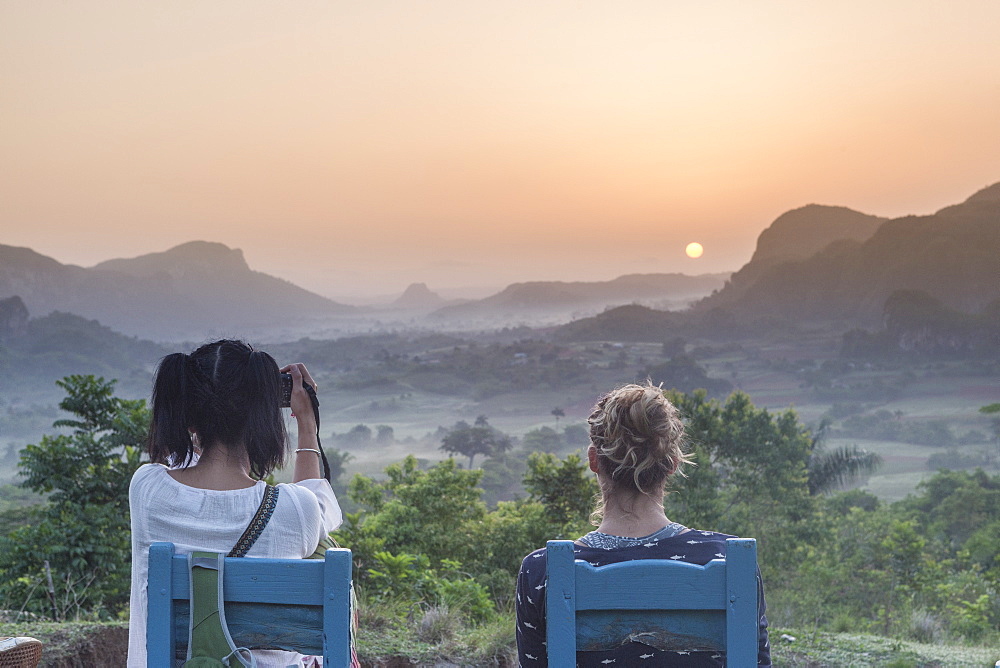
[2,1,999,300]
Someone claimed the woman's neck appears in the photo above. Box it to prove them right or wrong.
[596,492,672,538]
[167,442,257,491]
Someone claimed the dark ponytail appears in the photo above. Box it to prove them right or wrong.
[147,340,287,477]
[241,349,286,478]
[148,352,194,467]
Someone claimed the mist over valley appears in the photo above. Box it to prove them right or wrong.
[2,183,998,504]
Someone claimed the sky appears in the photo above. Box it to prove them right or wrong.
[2,1,1000,301]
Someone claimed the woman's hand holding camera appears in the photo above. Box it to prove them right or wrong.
[281,363,318,429]
[280,363,323,482]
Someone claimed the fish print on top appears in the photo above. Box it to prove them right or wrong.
[515,525,771,667]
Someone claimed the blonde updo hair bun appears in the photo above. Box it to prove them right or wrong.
[588,382,691,496]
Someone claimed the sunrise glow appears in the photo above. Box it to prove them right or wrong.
[2,1,999,298]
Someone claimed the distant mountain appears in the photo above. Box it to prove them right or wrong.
[0,305,168,397]
[729,205,887,292]
[552,182,1000,341]
[696,183,1000,325]
[431,273,728,321]
[390,283,449,310]
[554,304,680,342]
[0,241,354,340]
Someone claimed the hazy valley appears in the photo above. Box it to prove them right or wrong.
[3,183,998,503]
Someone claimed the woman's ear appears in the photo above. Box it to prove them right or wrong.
[587,444,600,473]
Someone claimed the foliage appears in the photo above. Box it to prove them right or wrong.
[522,452,597,530]
[520,426,563,454]
[335,424,372,446]
[337,339,591,399]
[838,410,956,446]
[339,451,589,614]
[646,355,733,397]
[364,551,493,622]
[0,313,166,397]
[0,375,149,620]
[665,390,817,567]
[782,470,1000,642]
[981,403,1000,446]
[439,416,512,468]
[345,456,487,571]
[324,447,353,483]
[478,452,527,505]
[807,423,882,495]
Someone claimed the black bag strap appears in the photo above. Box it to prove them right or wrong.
[228,484,279,558]
[301,382,332,484]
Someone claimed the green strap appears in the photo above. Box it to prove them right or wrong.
[186,552,253,667]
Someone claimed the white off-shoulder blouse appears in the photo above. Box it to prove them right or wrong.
[127,463,343,667]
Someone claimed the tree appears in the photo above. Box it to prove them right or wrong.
[375,424,395,445]
[665,390,818,577]
[345,456,486,570]
[337,424,372,446]
[807,419,882,495]
[551,407,565,428]
[0,375,149,619]
[807,444,883,495]
[439,417,511,468]
[980,403,1000,451]
[523,452,598,530]
[325,447,354,483]
[521,426,563,453]
[647,356,732,397]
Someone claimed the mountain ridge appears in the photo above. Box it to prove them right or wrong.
[0,242,353,340]
[692,182,1000,325]
[554,181,1000,339]
[431,272,729,320]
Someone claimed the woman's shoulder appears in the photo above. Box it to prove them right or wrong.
[520,547,547,569]
[128,463,174,509]
[274,478,332,503]
[130,462,168,487]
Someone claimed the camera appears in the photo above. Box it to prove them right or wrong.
[280,373,293,407]
[280,373,316,407]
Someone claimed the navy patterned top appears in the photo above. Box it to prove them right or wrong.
[515,525,771,667]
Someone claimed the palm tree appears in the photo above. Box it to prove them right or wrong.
[807,419,883,495]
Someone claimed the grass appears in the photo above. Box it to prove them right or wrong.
[770,628,999,667]
[4,620,998,667]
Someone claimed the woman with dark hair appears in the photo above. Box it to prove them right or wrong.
[515,383,771,667]
[127,340,343,668]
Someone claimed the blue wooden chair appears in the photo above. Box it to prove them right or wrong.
[545,537,758,667]
[147,542,353,667]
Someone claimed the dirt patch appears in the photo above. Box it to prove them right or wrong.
[39,623,128,668]
[0,622,129,668]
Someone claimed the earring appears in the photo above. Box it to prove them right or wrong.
[189,431,201,449]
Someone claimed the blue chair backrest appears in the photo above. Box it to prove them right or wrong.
[147,542,353,667]
[545,537,757,667]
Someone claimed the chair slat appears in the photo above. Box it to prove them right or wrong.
[167,555,327,604]
[545,537,758,667]
[147,542,352,667]
[171,602,326,655]
[577,610,725,652]
[575,559,727,610]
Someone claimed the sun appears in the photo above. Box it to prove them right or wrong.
[685,242,704,259]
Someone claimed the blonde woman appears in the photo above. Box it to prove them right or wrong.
[515,383,771,667]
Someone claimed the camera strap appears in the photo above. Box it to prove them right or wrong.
[301,383,331,484]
